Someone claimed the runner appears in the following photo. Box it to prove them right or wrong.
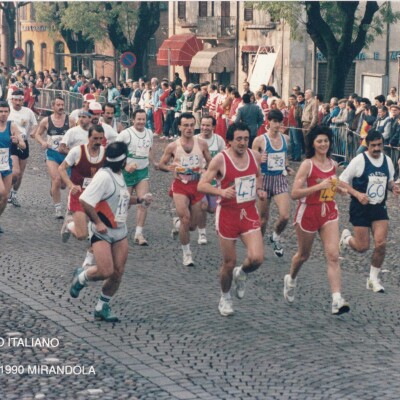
[59,110,92,154]
[283,125,350,315]
[158,112,212,266]
[35,96,74,218]
[116,109,156,245]
[69,141,152,322]
[252,109,293,257]
[59,125,106,268]
[195,115,226,244]
[339,129,399,293]
[8,90,38,207]
[0,101,25,232]
[99,102,123,146]
[198,122,266,317]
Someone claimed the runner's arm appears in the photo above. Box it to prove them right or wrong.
[34,118,49,149]
[10,122,26,149]
[158,142,177,172]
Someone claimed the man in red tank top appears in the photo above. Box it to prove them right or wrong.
[198,122,267,317]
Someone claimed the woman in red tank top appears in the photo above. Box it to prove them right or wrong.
[283,125,350,315]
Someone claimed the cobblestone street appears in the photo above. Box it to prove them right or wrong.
[1,137,400,399]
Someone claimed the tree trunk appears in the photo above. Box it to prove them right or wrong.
[324,54,353,100]
[4,8,16,67]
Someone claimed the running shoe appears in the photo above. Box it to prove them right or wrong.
[269,235,284,257]
[60,214,72,243]
[283,274,297,303]
[69,267,86,298]
[55,208,64,219]
[366,277,385,293]
[183,252,194,266]
[339,229,351,251]
[171,217,180,239]
[134,233,148,246]
[233,266,247,299]
[94,304,120,322]
[332,297,350,315]
[198,233,207,245]
[218,296,234,317]
[10,196,21,207]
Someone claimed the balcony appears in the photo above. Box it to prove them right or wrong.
[195,16,236,39]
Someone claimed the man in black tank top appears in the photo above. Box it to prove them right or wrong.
[35,96,75,219]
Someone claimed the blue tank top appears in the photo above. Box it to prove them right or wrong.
[352,153,389,205]
[260,133,287,176]
[0,121,12,172]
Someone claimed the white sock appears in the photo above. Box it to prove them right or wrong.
[135,226,143,235]
[272,231,281,241]
[67,222,75,231]
[221,291,231,300]
[182,244,191,254]
[332,292,341,302]
[174,218,181,229]
[54,203,61,211]
[95,292,112,312]
[198,228,206,235]
[78,270,88,285]
[82,251,95,267]
[237,265,246,277]
[344,235,352,245]
[11,189,16,197]
[288,275,297,285]
[370,266,380,280]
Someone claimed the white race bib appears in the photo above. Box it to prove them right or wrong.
[235,174,257,204]
[115,188,130,223]
[267,151,285,171]
[48,135,63,150]
[0,148,9,171]
[367,175,387,205]
[82,177,92,189]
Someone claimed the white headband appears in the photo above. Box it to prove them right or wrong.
[12,95,24,100]
[106,154,126,162]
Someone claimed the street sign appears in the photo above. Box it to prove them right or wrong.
[120,52,137,69]
[13,47,25,60]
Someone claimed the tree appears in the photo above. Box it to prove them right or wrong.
[0,2,30,66]
[255,1,399,99]
[35,1,160,79]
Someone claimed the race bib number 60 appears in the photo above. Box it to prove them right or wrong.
[235,174,256,204]
[367,175,387,205]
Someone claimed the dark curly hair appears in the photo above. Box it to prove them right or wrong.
[305,125,333,159]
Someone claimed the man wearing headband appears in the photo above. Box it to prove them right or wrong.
[70,142,151,322]
[35,96,75,219]
[58,110,92,154]
[7,90,38,207]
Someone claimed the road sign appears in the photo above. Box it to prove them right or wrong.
[120,52,137,69]
[13,47,25,60]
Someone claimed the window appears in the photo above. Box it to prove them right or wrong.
[178,2,186,19]
[199,2,207,17]
[25,41,34,70]
[30,3,36,21]
[148,36,156,59]
[20,5,27,20]
[211,2,214,17]
[54,41,65,72]
[244,5,253,22]
[40,43,47,70]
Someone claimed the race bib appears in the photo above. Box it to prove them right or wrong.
[367,175,387,205]
[82,178,92,189]
[136,145,150,158]
[0,148,9,171]
[235,174,256,204]
[49,135,63,150]
[267,152,285,171]
[115,188,130,223]
[319,176,338,202]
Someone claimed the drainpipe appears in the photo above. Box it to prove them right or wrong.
[235,1,240,86]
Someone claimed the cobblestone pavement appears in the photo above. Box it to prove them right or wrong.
[1,137,400,399]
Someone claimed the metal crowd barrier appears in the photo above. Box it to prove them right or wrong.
[35,89,129,126]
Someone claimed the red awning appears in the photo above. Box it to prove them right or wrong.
[157,34,203,66]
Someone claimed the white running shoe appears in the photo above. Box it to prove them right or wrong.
[134,233,148,246]
[366,277,385,293]
[171,217,180,239]
[332,297,350,315]
[269,235,284,257]
[183,252,194,266]
[198,233,207,245]
[233,266,247,299]
[339,229,351,251]
[283,274,297,303]
[55,208,64,219]
[60,217,71,243]
[218,296,234,317]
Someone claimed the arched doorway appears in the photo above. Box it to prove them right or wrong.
[40,43,47,70]
[25,41,34,70]
[54,41,65,73]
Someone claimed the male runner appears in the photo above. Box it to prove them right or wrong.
[252,109,293,257]
[35,96,74,218]
[198,122,266,316]
[0,101,25,232]
[116,109,156,245]
[159,112,212,266]
[8,90,38,207]
[59,110,92,154]
[339,130,400,293]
